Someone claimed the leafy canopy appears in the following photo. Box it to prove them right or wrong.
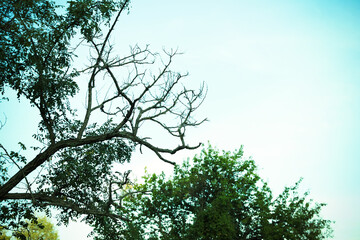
[118,145,333,240]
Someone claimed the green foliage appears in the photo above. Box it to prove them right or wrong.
[39,138,133,222]
[0,0,130,143]
[120,145,333,240]
[1,215,59,240]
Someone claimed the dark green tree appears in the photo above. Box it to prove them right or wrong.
[120,145,333,240]
[0,0,205,238]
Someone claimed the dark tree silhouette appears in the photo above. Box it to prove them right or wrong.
[0,0,205,238]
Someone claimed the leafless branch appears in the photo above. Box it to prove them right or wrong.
[77,1,131,139]
[0,114,6,129]
[74,36,206,164]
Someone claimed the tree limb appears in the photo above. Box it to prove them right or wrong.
[2,193,129,222]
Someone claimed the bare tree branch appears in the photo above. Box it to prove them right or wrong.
[77,0,130,139]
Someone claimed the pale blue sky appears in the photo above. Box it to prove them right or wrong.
[116,2,360,239]
[1,0,359,239]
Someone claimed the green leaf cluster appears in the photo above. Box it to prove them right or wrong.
[0,0,129,143]
[119,145,333,240]
[0,214,59,240]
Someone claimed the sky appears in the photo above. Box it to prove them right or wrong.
[1,0,360,239]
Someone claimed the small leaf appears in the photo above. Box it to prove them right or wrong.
[18,142,26,150]
[38,223,45,229]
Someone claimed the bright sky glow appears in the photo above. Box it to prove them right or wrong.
[1,0,359,239]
